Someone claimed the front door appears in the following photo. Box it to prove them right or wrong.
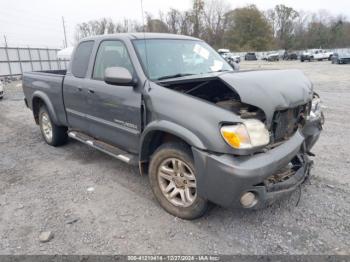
[86,40,142,153]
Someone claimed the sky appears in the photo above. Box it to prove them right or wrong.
[1,0,349,48]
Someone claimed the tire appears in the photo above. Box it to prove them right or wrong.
[39,105,67,146]
[148,143,208,220]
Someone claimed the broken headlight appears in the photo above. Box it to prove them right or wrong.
[220,119,270,149]
[309,94,322,120]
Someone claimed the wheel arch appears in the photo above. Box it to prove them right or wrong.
[139,121,206,173]
[32,91,59,125]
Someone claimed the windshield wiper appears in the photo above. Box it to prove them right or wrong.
[156,73,195,81]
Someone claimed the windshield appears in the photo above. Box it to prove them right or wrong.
[133,39,233,80]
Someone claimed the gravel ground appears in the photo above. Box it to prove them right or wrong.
[0,60,349,255]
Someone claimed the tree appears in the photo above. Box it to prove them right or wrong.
[166,8,182,34]
[145,14,169,33]
[224,5,274,51]
[202,0,229,47]
[75,18,112,41]
[191,0,205,37]
[270,5,299,49]
[75,18,143,41]
[329,17,350,47]
[75,4,350,51]
[292,10,310,49]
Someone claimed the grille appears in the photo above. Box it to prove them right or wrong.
[271,103,309,143]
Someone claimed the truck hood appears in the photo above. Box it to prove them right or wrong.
[219,69,313,126]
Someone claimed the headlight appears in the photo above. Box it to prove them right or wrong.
[220,119,270,149]
[309,95,322,119]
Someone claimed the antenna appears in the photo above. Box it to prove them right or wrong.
[140,0,150,76]
[3,35,8,47]
[62,16,68,48]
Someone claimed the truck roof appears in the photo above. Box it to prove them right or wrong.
[82,33,200,42]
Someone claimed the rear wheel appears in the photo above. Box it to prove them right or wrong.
[39,105,67,146]
[148,143,208,220]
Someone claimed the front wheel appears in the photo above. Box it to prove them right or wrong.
[148,143,208,220]
[39,105,67,146]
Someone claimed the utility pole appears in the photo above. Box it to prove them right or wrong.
[3,35,8,47]
[62,16,67,48]
[3,35,12,76]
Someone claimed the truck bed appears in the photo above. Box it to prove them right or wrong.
[22,70,68,126]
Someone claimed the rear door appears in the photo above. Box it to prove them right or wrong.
[85,39,142,153]
[63,40,94,132]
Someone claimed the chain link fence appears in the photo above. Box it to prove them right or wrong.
[0,46,69,79]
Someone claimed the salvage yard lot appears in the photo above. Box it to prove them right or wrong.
[0,60,349,255]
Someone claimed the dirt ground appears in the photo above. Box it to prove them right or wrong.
[0,60,349,255]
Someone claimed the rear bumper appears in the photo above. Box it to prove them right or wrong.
[193,128,318,209]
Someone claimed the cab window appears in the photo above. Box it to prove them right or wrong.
[71,41,94,78]
[93,40,134,80]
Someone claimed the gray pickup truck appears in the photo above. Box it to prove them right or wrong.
[22,33,323,219]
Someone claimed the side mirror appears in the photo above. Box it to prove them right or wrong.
[104,67,136,86]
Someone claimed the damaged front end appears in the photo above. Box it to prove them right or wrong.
[155,69,323,209]
[260,154,313,207]
[158,69,322,154]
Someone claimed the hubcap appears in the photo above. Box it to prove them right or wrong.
[41,112,53,142]
[157,158,197,207]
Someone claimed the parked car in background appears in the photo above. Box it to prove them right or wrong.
[217,49,240,63]
[217,49,240,70]
[283,51,298,60]
[300,50,312,62]
[301,49,333,62]
[331,52,350,64]
[245,52,257,61]
[313,49,333,61]
[22,33,323,219]
[0,80,4,99]
[262,52,279,61]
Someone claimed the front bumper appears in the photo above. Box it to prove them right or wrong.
[193,122,321,209]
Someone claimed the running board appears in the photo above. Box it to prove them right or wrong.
[68,131,138,165]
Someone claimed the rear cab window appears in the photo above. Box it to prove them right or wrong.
[71,41,94,78]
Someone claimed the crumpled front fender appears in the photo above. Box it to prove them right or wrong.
[302,112,324,152]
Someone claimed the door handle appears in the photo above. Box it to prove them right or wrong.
[88,89,95,94]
